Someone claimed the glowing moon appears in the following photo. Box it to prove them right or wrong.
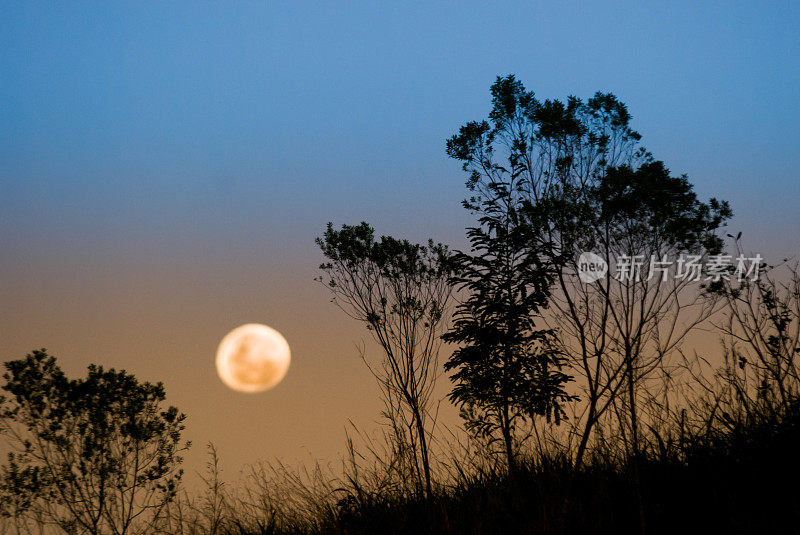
[215,323,291,393]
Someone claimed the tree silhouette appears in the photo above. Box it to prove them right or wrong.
[446,75,731,469]
[442,173,574,474]
[0,350,189,534]
[316,223,453,498]
[446,75,732,533]
[711,247,800,416]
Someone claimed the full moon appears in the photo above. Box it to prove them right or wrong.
[215,323,291,393]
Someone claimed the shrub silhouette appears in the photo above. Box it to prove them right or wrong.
[0,349,189,534]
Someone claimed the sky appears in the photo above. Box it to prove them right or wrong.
[2,1,799,487]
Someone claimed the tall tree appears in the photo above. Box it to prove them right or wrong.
[316,223,453,498]
[442,174,574,474]
[446,75,731,471]
[0,350,189,534]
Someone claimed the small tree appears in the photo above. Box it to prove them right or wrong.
[442,178,574,474]
[316,223,453,498]
[0,350,189,534]
[713,249,800,415]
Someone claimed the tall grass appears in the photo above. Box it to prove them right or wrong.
[153,390,800,535]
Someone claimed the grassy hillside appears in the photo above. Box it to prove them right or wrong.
[219,399,800,535]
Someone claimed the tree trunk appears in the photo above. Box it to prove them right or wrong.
[574,395,597,471]
[412,404,433,499]
[501,404,515,475]
[626,351,646,535]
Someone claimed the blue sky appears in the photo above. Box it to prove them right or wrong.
[3,1,799,257]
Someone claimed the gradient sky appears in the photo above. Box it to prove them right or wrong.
[2,1,799,487]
